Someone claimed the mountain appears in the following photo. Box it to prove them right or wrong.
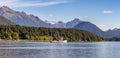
[64,18,113,38]
[74,22,104,36]
[52,21,66,28]
[0,16,14,25]
[66,18,83,28]
[49,18,84,28]
[0,6,51,27]
[0,6,116,39]
[73,22,113,38]
[106,29,120,38]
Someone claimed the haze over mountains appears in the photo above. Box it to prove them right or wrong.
[0,6,119,39]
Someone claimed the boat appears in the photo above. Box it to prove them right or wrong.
[50,30,67,43]
[51,40,67,43]
[51,37,67,43]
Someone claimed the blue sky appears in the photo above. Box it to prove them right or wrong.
[0,0,120,31]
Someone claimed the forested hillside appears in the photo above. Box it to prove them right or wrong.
[0,16,14,25]
[0,25,104,42]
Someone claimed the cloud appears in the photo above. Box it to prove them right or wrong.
[0,0,69,8]
[103,10,113,14]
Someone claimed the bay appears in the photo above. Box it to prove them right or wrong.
[0,41,119,58]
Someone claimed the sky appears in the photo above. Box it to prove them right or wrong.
[0,0,120,31]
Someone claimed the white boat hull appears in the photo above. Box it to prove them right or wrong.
[51,40,67,43]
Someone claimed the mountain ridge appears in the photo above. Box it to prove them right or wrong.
[0,6,51,27]
[0,6,119,39]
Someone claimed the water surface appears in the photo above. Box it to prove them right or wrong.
[0,41,119,58]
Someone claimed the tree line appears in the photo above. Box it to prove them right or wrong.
[0,25,104,42]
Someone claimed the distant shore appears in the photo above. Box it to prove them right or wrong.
[0,40,105,42]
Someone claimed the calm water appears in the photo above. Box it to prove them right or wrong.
[0,42,119,58]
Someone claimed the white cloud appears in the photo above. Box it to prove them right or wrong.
[103,10,113,14]
[0,0,69,8]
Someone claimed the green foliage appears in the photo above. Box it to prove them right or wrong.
[0,25,104,42]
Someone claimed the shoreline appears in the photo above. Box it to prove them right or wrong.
[0,40,106,42]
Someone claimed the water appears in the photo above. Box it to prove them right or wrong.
[0,41,119,58]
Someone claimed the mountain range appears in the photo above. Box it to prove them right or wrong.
[0,6,119,39]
